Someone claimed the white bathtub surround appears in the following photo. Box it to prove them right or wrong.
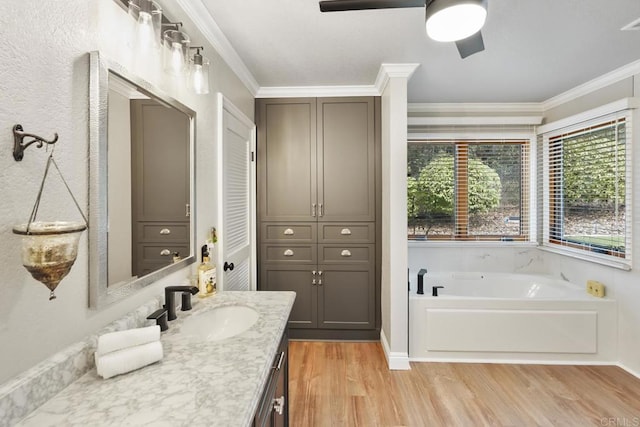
[409,272,617,364]
[0,298,162,427]
[15,291,295,427]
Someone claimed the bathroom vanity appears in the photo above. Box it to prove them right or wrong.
[15,291,295,427]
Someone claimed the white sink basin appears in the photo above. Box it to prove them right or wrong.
[180,305,259,341]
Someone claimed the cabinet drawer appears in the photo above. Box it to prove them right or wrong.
[261,223,316,243]
[137,223,189,242]
[261,244,317,263]
[138,243,190,262]
[319,223,374,243]
[319,244,373,264]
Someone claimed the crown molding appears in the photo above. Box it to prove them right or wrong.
[408,102,544,114]
[176,0,260,96]
[256,85,380,98]
[408,115,543,126]
[375,63,420,93]
[542,59,640,111]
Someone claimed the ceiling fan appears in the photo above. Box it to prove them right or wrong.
[319,0,488,58]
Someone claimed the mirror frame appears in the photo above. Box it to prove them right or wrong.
[88,51,196,309]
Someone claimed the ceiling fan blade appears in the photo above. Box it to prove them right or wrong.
[320,0,425,12]
[455,31,485,59]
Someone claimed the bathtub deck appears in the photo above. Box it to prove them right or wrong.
[289,341,640,426]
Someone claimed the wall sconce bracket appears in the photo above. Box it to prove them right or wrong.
[13,124,59,161]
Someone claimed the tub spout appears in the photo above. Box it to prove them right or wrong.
[432,286,444,297]
[417,269,427,295]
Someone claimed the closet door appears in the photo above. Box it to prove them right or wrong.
[317,97,375,222]
[257,98,317,222]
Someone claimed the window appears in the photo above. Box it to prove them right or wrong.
[408,139,531,241]
[543,113,631,260]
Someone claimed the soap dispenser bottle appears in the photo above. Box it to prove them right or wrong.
[197,245,216,298]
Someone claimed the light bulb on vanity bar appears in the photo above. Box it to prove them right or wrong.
[190,47,210,95]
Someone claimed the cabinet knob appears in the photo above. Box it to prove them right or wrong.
[160,249,171,256]
[284,228,294,235]
[283,249,294,257]
[340,228,352,235]
[341,249,352,257]
[160,228,171,235]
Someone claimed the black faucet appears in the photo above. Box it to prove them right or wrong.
[432,286,444,297]
[164,286,199,321]
[417,268,427,295]
[146,308,169,331]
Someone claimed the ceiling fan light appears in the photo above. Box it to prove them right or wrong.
[426,0,487,42]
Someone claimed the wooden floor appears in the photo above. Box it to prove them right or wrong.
[289,341,640,427]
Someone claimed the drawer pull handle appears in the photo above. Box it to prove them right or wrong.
[160,249,171,256]
[273,396,285,415]
[160,228,171,235]
[341,228,352,235]
[341,249,352,257]
[284,249,294,257]
[284,228,294,235]
[273,351,285,371]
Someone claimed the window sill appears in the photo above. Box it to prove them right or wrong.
[408,240,538,249]
[539,244,632,271]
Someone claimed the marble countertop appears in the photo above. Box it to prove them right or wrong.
[16,291,295,427]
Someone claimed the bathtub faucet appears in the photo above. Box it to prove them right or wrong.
[432,286,444,297]
[417,269,428,295]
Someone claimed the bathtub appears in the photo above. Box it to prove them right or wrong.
[409,272,617,364]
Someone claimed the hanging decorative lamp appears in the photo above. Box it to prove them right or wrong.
[11,126,88,300]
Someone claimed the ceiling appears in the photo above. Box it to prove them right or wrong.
[197,0,640,103]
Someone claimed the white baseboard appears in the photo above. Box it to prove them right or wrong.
[618,363,640,380]
[380,329,411,370]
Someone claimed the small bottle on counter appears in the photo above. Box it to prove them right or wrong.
[197,245,216,298]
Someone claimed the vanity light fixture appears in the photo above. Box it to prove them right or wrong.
[425,0,487,42]
[190,47,210,95]
[128,0,163,52]
[163,27,190,76]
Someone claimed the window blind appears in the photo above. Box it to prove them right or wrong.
[408,138,531,241]
[541,111,632,260]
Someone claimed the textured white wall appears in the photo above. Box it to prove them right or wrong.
[0,0,253,384]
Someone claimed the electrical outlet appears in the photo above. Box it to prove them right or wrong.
[587,280,606,298]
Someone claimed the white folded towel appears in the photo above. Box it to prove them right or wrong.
[95,341,163,379]
[96,325,160,356]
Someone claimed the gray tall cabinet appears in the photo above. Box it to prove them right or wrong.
[257,97,380,340]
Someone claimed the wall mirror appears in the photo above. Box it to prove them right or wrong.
[89,51,196,308]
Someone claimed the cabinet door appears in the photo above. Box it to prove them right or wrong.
[317,265,375,329]
[257,99,317,222]
[131,99,190,222]
[261,265,317,328]
[317,97,375,221]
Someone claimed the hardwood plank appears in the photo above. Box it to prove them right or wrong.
[289,341,640,427]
